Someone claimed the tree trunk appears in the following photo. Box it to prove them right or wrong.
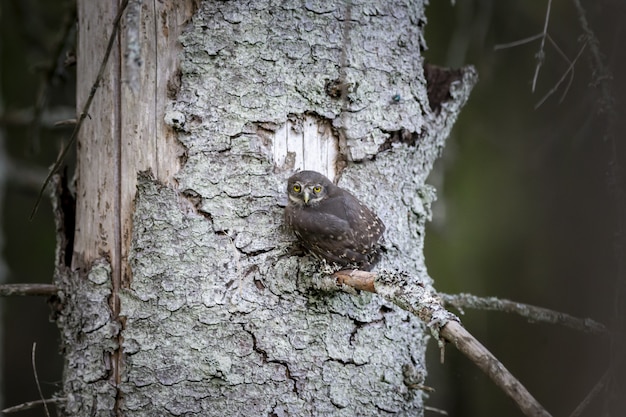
[54,1,475,415]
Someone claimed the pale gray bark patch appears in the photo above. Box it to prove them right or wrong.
[172,0,428,163]
[54,261,120,416]
[120,174,427,415]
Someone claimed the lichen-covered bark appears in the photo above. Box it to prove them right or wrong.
[54,262,120,415]
[121,175,428,415]
[57,0,475,415]
[118,1,473,415]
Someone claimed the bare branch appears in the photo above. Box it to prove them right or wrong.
[330,270,553,417]
[440,292,606,334]
[0,283,58,297]
[442,321,552,417]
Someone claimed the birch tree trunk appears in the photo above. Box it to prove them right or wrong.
[54,1,475,415]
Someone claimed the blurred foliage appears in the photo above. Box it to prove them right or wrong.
[1,0,75,414]
[424,0,625,416]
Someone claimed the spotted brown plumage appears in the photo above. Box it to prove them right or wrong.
[284,170,385,269]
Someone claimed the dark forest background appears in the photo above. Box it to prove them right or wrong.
[1,1,624,416]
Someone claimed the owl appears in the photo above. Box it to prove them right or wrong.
[285,170,385,269]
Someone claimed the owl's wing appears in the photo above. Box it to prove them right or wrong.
[340,193,385,248]
[285,191,384,267]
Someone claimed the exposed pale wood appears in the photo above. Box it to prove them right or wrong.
[74,1,119,269]
[273,115,339,180]
[118,1,189,286]
[333,269,376,292]
[75,3,190,271]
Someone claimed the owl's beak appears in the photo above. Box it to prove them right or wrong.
[303,190,310,204]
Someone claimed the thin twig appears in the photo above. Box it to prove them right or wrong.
[568,369,609,417]
[32,343,51,417]
[545,34,572,65]
[494,33,544,51]
[2,398,65,414]
[440,292,605,334]
[545,34,576,103]
[535,41,587,109]
[30,0,131,219]
[329,270,553,417]
[493,10,579,105]
[0,283,58,296]
[532,0,552,92]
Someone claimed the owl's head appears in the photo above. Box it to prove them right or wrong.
[287,171,333,207]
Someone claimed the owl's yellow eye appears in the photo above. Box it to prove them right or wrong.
[313,185,322,193]
[292,184,301,193]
